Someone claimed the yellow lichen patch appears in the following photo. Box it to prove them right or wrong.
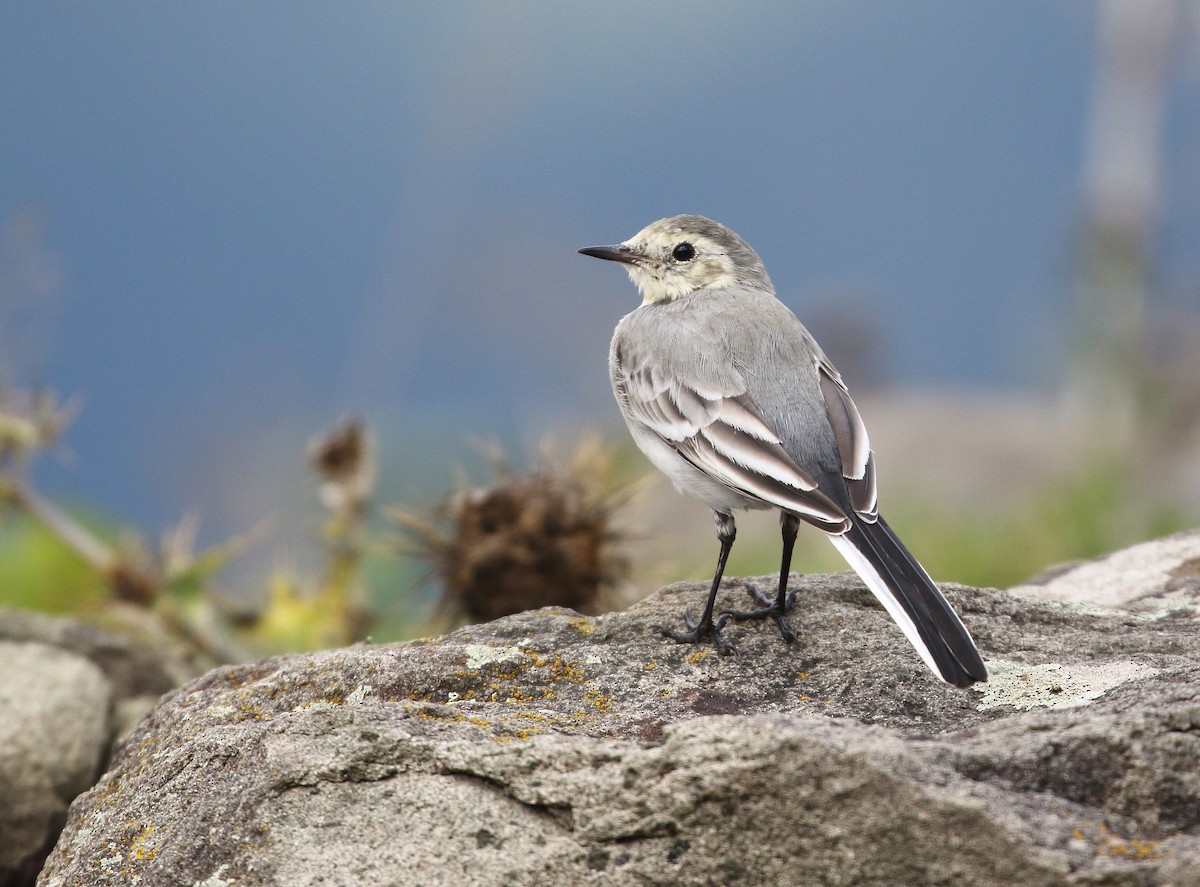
[129,825,157,862]
[584,688,613,712]
[568,616,597,636]
[521,649,588,685]
[406,703,492,732]
[427,646,593,708]
[490,715,554,743]
[503,686,547,705]
[404,701,572,745]
[1096,824,1164,861]
[645,660,658,670]
[686,650,711,665]
[511,711,555,724]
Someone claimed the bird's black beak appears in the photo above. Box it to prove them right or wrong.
[578,245,641,266]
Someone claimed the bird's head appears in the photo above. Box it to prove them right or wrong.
[580,214,771,305]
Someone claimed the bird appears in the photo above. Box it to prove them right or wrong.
[579,214,988,688]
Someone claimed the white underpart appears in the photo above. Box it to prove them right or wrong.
[827,533,947,683]
[623,263,738,305]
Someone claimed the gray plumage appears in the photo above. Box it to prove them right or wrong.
[580,214,987,688]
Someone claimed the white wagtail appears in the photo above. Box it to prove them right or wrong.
[579,215,987,688]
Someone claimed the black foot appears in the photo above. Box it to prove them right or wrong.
[720,583,799,644]
[652,607,736,656]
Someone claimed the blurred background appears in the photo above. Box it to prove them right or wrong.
[2,2,1199,654]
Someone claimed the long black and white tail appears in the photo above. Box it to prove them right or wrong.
[828,514,988,688]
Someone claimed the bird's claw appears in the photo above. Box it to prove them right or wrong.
[652,607,736,655]
[719,584,799,644]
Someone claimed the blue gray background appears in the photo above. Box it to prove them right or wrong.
[3,3,1198,546]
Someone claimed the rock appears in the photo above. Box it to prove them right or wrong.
[37,533,1200,887]
[0,643,109,887]
[0,609,206,887]
[1010,528,1200,611]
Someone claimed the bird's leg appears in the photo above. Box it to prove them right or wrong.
[653,511,737,655]
[721,512,800,643]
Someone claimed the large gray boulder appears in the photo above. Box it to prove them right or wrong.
[37,531,1200,886]
[0,609,205,887]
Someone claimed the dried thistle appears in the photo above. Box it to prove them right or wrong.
[0,385,258,660]
[393,437,632,625]
[0,388,77,466]
[282,417,376,645]
[308,417,376,521]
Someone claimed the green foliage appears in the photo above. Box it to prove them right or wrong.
[877,456,1189,589]
[0,511,110,613]
[686,453,1191,591]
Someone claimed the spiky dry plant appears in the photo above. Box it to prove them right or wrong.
[309,417,376,524]
[393,437,632,625]
[0,387,257,661]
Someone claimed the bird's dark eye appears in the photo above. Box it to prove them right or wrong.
[672,242,696,262]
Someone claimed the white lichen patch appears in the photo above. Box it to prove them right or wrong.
[1008,532,1200,608]
[291,700,336,712]
[98,846,123,869]
[1126,597,1198,621]
[207,704,238,719]
[461,644,526,671]
[345,684,374,705]
[73,809,105,844]
[192,864,235,887]
[1019,596,1191,623]
[975,659,1160,711]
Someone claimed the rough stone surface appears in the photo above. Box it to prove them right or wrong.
[37,531,1200,887]
[1011,529,1200,612]
[0,609,206,887]
[0,643,109,887]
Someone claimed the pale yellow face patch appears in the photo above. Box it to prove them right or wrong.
[620,221,742,305]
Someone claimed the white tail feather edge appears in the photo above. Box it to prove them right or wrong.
[828,533,948,684]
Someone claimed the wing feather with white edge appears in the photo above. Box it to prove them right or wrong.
[817,358,878,519]
[615,350,849,529]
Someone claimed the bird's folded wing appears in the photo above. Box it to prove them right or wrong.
[816,358,878,518]
[617,357,848,528]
